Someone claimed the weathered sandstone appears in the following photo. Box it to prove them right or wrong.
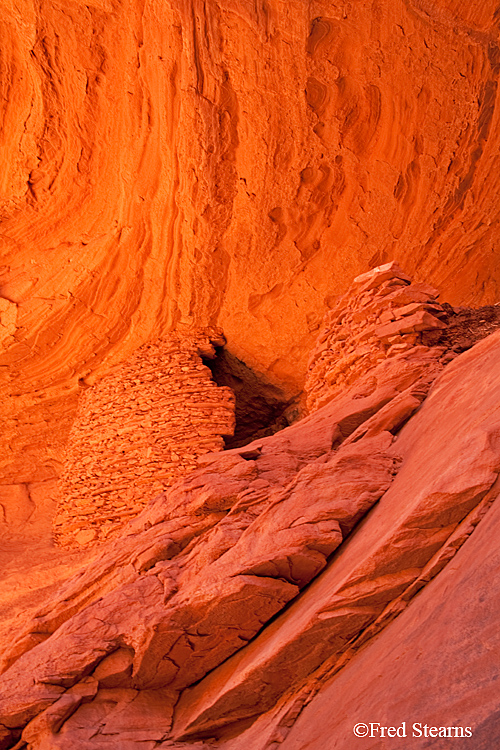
[174,326,500,738]
[2,0,500,740]
[1,265,500,749]
[221,472,500,750]
[2,0,500,486]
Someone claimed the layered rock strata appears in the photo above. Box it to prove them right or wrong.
[2,0,500,491]
[2,266,500,748]
[55,328,235,548]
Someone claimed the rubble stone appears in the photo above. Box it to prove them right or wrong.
[54,328,235,548]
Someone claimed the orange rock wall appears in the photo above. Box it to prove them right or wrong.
[2,0,500,483]
[55,329,235,548]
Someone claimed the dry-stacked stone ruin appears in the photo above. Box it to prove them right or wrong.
[55,328,235,548]
[306,262,448,412]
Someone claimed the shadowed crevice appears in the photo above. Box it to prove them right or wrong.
[205,349,299,449]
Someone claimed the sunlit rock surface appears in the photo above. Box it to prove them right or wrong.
[2,0,500,746]
[2,0,500,483]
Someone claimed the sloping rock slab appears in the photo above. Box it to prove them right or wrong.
[173,331,500,738]
[279,459,500,748]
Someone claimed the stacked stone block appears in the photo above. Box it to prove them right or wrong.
[55,328,235,548]
[306,262,448,412]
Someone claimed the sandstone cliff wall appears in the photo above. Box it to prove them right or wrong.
[55,328,235,548]
[2,0,500,484]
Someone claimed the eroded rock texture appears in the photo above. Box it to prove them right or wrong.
[2,0,500,484]
[55,327,235,549]
[305,261,447,412]
[1,265,500,749]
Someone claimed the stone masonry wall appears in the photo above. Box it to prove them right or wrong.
[54,328,235,548]
[305,262,449,412]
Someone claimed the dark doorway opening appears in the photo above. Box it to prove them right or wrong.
[204,348,298,449]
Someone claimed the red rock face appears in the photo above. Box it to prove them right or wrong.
[2,0,500,745]
[1,265,500,749]
[2,0,500,483]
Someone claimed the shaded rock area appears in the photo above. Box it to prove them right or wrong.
[438,303,500,352]
[265,476,500,750]
[205,349,297,450]
[2,265,500,749]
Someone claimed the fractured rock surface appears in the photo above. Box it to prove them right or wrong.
[271,432,500,749]
[305,261,447,412]
[2,265,500,749]
[175,326,500,738]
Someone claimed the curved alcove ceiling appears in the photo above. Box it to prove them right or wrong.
[1,0,500,482]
